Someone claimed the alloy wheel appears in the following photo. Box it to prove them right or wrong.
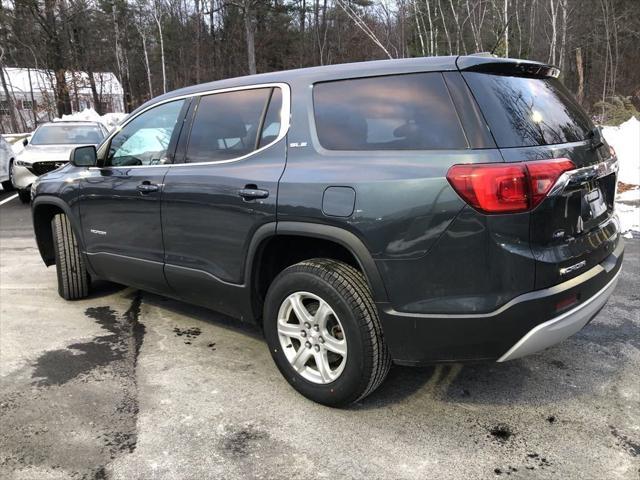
[277,291,347,384]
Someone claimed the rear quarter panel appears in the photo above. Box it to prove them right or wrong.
[278,75,536,314]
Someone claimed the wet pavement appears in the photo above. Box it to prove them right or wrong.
[1,193,638,479]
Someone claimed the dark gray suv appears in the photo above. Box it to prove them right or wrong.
[31,55,624,406]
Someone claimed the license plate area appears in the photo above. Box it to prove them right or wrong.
[580,181,609,223]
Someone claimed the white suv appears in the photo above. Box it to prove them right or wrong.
[12,121,108,202]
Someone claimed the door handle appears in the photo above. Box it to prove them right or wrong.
[238,187,269,200]
[137,182,160,194]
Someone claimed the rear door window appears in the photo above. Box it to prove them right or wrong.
[313,73,468,150]
[463,72,593,148]
[258,88,282,148]
[186,87,281,163]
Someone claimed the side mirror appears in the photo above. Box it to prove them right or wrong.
[70,145,97,167]
[22,138,28,147]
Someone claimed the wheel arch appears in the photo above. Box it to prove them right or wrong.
[246,222,388,322]
[32,196,83,266]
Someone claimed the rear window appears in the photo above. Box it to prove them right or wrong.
[463,73,593,148]
[313,73,467,150]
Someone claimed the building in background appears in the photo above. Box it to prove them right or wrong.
[0,68,124,133]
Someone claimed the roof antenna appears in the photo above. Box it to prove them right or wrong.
[490,15,514,56]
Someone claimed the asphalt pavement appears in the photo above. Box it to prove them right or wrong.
[0,190,638,479]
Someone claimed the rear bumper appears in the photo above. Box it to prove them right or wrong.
[497,267,620,362]
[378,239,624,365]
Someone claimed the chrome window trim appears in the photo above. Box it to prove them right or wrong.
[548,156,619,197]
[90,82,291,170]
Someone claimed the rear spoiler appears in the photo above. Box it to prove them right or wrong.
[456,56,560,78]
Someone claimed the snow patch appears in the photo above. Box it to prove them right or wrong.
[55,108,127,130]
[603,117,640,234]
[603,117,640,186]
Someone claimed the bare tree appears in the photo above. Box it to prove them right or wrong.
[134,3,154,98]
[503,0,509,57]
[548,0,558,64]
[0,49,20,133]
[224,0,260,74]
[336,0,394,59]
[152,0,167,93]
[2,0,640,133]
[575,46,584,103]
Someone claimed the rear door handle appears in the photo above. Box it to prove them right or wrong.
[238,187,269,200]
[137,182,160,194]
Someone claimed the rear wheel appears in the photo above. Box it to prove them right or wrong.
[18,189,30,203]
[264,259,390,406]
[51,213,90,300]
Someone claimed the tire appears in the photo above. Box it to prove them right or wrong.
[264,259,391,406]
[51,213,90,300]
[1,180,13,191]
[18,189,31,203]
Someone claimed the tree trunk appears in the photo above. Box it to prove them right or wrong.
[559,0,567,71]
[53,68,72,117]
[437,0,452,55]
[27,68,37,127]
[549,0,557,64]
[425,0,435,55]
[244,5,257,75]
[414,0,426,56]
[0,64,20,133]
[195,0,201,83]
[504,0,509,57]
[575,47,584,104]
[87,69,102,115]
[154,12,167,93]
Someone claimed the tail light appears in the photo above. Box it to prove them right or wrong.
[446,158,575,214]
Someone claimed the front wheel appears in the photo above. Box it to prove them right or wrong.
[264,259,391,406]
[3,160,15,191]
[18,189,30,203]
[51,213,90,300]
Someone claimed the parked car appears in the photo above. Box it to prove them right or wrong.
[30,56,623,406]
[0,135,14,191]
[12,121,109,203]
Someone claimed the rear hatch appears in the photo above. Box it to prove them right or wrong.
[459,58,620,288]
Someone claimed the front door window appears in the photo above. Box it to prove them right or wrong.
[107,100,186,167]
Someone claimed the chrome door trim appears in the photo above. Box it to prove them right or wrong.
[90,82,291,170]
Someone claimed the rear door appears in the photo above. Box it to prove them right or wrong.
[161,85,288,317]
[462,65,620,288]
[79,98,189,293]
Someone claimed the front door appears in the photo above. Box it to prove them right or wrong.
[161,85,287,318]
[79,98,189,294]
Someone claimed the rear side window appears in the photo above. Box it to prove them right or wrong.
[186,87,281,163]
[258,88,282,149]
[313,73,467,150]
[463,73,593,148]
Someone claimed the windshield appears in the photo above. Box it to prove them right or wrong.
[30,124,105,145]
[463,73,593,148]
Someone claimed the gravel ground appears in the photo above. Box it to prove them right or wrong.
[1,191,638,480]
